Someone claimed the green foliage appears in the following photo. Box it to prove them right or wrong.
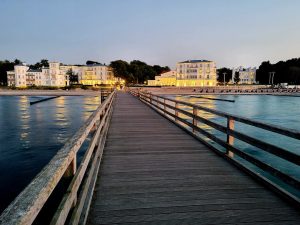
[30,59,49,69]
[217,67,232,83]
[66,69,78,84]
[257,58,300,84]
[0,59,21,85]
[234,71,240,84]
[110,60,170,84]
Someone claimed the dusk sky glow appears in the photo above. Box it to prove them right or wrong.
[1,0,300,69]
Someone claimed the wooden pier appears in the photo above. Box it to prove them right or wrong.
[86,92,300,224]
[0,90,299,225]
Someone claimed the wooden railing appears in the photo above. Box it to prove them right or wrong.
[0,90,116,225]
[130,89,300,207]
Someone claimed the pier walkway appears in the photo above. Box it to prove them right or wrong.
[87,92,300,225]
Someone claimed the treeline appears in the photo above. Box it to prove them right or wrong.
[256,58,300,84]
[0,59,21,85]
[217,58,300,85]
[110,60,170,84]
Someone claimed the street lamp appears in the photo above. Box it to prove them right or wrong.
[223,72,226,86]
[269,72,275,86]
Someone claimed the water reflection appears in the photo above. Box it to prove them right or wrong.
[54,97,69,144]
[82,96,101,120]
[0,95,101,213]
[174,95,222,132]
[18,97,30,148]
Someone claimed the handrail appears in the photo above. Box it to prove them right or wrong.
[130,89,300,207]
[0,90,116,225]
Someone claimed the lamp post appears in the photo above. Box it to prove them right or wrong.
[223,72,226,86]
[269,72,275,86]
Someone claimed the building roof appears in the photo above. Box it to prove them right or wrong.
[85,63,105,67]
[27,69,42,72]
[179,60,212,63]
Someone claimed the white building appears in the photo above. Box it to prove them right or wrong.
[232,67,256,84]
[7,62,70,87]
[175,60,217,86]
[7,61,123,87]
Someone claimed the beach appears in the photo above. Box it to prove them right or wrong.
[0,89,102,96]
[136,86,300,96]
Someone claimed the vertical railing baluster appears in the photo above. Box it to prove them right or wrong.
[193,107,198,133]
[175,102,179,122]
[164,99,166,115]
[227,116,235,158]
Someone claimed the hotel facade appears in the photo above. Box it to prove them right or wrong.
[147,71,176,86]
[232,67,257,84]
[78,64,120,86]
[7,62,123,87]
[148,60,217,87]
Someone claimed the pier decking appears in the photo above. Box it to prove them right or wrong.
[87,92,300,225]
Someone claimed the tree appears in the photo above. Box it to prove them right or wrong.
[110,60,130,80]
[110,60,169,84]
[40,59,49,67]
[217,67,232,83]
[234,71,240,84]
[66,69,78,85]
[0,59,21,85]
[256,58,300,85]
[30,59,49,69]
[152,65,170,75]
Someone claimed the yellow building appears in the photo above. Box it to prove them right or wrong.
[176,60,217,86]
[147,71,176,86]
[148,60,217,87]
[79,64,124,86]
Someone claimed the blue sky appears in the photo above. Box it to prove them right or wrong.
[0,0,299,69]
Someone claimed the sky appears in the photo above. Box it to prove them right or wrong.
[0,0,300,69]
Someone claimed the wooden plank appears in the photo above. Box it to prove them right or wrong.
[87,92,300,225]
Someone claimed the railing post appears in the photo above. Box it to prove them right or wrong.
[226,116,235,158]
[164,99,166,115]
[64,155,77,178]
[175,102,179,122]
[64,155,78,206]
[192,107,198,133]
[150,94,152,105]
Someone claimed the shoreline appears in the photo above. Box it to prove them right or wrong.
[0,89,102,96]
[137,87,300,96]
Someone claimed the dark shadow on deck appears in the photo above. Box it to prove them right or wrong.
[87,92,300,225]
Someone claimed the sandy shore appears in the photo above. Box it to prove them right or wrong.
[0,89,102,96]
[136,87,300,96]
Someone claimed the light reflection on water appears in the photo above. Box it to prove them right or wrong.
[0,95,101,213]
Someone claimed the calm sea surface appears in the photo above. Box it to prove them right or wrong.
[0,95,100,213]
